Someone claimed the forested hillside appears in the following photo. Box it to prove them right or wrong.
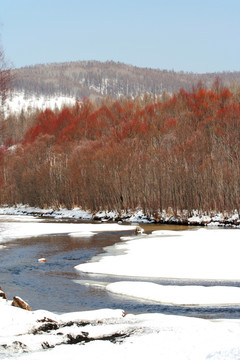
[12,60,240,100]
[0,82,239,218]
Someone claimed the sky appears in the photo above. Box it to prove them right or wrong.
[0,0,239,74]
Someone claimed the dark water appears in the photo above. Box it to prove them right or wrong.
[1,217,240,319]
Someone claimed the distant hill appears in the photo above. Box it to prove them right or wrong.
[11,60,240,100]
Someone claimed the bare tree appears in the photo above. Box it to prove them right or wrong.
[0,43,11,118]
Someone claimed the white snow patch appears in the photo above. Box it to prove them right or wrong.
[4,91,76,116]
[0,205,93,219]
[106,281,240,306]
[0,220,136,244]
[0,214,42,222]
[188,214,211,224]
[76,228,240,281]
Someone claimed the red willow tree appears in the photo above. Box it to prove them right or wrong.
[1,85,240,217]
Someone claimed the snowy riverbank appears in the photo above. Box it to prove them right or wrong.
[2,295,240,360]
[0,204,239,227]
[1,215,240,358]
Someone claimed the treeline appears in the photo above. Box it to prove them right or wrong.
[0,82,239,216]
[12,60,240,100]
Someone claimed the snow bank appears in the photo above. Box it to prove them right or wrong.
[76,228,240,281]
[0,205,93,219]
[0,205,239,226]
[106,281,240,306]
[2,297,240,359]
[0,220,136,243]
[188,210,240,227]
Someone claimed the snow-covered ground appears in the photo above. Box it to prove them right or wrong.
[1,214,240,359]
[3,91,76,116]
[0,204,239,226]
[2,297,240,360]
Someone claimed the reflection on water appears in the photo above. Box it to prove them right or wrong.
[0,217,240,319]
[140,223,198,233]
[0,229,124,313]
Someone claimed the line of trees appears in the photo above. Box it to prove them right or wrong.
[12,60,240,100]
[0,82,239,217]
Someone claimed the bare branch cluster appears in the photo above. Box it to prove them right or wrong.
[0,45,12,115]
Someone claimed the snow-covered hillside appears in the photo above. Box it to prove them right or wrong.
[4,91,76,116]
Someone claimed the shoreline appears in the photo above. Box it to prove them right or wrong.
[0,204,239,227]
[1,214,240,358]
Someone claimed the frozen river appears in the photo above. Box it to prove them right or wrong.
[1,215,240,319]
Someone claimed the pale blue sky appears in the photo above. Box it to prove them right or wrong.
[0,0,239,73]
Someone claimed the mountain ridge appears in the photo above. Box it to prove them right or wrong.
[11,60,240,101]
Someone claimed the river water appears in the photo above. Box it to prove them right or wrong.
[1,216,240,319]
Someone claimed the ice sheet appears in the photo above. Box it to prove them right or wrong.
[76,228,240,281]
[0,221,136,243]
[106,281,240,306]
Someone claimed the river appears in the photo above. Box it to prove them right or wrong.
[1,216,240,319]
